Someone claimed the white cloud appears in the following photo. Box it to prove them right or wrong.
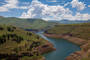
[20,0,72,20]
[0,0,18,12]
[0,0,29,12]
[71,0,85,11]
[63,12,90,20]
[18,6,29,9]
[4,0,18,8]
[0,7,8,12]
[46,0,57,2]
[64,2,70,7]
[20,0,90,21]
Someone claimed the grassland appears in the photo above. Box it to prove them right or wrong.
[0,25,54,60]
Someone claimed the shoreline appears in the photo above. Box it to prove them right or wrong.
[44,33,88,60]
[40,41,56,60]
[44,33,87,46]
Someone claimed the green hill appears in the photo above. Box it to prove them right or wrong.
[0,17,55,30]
[0,25,54,60]
[46,23,90,40]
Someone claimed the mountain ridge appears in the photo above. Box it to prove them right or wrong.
[0,16,56,30]
[48,19,90,24]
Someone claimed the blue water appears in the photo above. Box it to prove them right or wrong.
[38,33,81,60]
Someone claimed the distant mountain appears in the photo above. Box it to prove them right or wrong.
[49,20,90,24]
[0,17,56,30]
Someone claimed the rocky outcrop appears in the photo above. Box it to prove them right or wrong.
[66,42,90,60]
[66,51,82,60]
[35,41,56,54]
[62,36,87,46]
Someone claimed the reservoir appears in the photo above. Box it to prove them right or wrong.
[38,32,81,60]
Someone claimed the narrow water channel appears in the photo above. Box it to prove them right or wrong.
[38,32,81,60]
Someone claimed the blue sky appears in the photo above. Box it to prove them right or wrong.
[0,0,90,20]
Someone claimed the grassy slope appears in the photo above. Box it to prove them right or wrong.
[46,23,90,40]
[0,17,55,30]
[0,25,47,60]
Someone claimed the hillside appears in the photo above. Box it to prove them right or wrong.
[45,23,90,40]
[45,23,90,60]
[0,17,56,30]
[0,25,55,60]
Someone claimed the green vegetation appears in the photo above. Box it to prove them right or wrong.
[81,58,90,60]
[0,17,55,30]
[46,23,90,40]
[0,25,48,60]
[20,56,43,60]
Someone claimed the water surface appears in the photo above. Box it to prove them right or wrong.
[38,33,81,60]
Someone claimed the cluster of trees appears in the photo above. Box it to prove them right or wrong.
[0,33,24,44]
[29,41,41,50]
[7,26,16,32]
[0,26,16,32]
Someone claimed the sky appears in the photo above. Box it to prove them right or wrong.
[0,0,90,21]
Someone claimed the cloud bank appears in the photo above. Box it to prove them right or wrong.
[71,0,85,11]
[0,0,28,12]
[20,0,90,21]
[0,0,89,20]
[20,0,72,20]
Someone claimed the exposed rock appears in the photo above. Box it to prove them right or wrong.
[35,41,56,54]
[44,33,87,46]
[66,51,82,60]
